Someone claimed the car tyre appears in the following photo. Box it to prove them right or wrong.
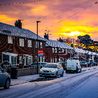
[66,70,69,73]
[61,71,64,77]
[4,78,10,89]
[76,67,79,73]
[56,72,60,78]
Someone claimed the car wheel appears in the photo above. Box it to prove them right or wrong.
[61,71,64,77]
[56,72,60,78]
[76,67,79,73]
[66,70,69,73]
[79,68,82,73]
[4,78,10,89]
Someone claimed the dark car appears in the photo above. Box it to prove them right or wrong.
[88,61,97,67]
[0,66,11,89]
[80,61,88,67]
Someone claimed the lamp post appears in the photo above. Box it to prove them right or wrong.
[36,21,40,74]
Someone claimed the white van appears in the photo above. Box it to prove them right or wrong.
[66,59,81,73]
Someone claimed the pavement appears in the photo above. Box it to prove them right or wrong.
[11,74,39,86]
[11,66,98,86]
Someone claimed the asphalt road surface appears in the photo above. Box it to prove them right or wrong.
[0,67,98,98]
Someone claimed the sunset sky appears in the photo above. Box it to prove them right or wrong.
[0,0,98,40]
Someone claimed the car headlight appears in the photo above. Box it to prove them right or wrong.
[40,69,43,72]
[51,70,56,73]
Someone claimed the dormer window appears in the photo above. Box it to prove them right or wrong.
[8,36,13,44]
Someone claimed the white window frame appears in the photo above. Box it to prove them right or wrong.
[8,36,13,44]
[55,48,57,53]
[62,48,65,53]
[52,48,55,53]
[2,52,17,66]
[35,41,39,48]
[19,38,24,47]
[23,55,32,66]
[28,40,32,47]
[40,42,43,48]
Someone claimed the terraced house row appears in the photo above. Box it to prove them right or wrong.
[0,21,73,69]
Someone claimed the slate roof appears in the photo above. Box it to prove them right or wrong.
[0,22,45,41]
[74,48,98,55]
[46,39,73,49]
[74,48,86,54]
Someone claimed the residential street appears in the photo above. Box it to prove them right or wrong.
[0,67,98,98]
[1,0,98,98]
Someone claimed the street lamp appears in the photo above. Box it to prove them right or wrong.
[36,21,40,74]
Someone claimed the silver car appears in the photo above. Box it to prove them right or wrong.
[0,66,11,89]
[39,63,64,78]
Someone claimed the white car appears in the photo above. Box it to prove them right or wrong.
[39,63,64,78]
[66,59,82,73]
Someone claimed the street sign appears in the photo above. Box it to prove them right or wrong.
[38,50,44,56]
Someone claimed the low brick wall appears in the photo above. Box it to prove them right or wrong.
[17,67,37,76]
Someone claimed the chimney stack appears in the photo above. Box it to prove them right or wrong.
[15,19,22,29]
[44,33,49,39]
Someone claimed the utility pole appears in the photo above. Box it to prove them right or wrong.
[36,21,40,74]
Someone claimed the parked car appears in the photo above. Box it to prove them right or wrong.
[80,61,88,67]
[30,62,47,68]
[88,61,97,67]
[58,61,67,70]
[66,59,82,73]
[0,66,11,89]
[39,63,64,78]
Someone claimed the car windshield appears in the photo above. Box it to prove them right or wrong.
[80,61,86,63]
[44,64,57,68]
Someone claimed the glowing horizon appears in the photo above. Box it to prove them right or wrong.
[0,0,98,40]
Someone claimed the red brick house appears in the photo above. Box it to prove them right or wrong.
[44,39,74,62]
[0,22,46,68]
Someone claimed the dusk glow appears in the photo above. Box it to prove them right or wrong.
[0,0,98,40]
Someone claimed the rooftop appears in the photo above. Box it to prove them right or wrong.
[46,39,73,49]
[0,22,45,41]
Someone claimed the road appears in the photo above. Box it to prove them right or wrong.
[0,67,98,98]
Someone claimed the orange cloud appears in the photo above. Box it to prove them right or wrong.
[31,5,50,16]
[0,15,16,23]
[0,0,98,40]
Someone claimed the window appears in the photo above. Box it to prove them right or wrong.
[62,48,65,53]
[19,56,23,64]
[3,54,10,62]
[58,48,61,53]
[52,48,55,53]
[55,57,57,62]
[11,56,17,65]
[28,40,32,47]
[55,48,57,53]
[8,36,13,44]
[19,38,24,47]
[65,49,67,54]
[35,41,39,48]
[2,53,17,66]
[27,56,32,65]
[23,55,32,66]
[40,42,43,48]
